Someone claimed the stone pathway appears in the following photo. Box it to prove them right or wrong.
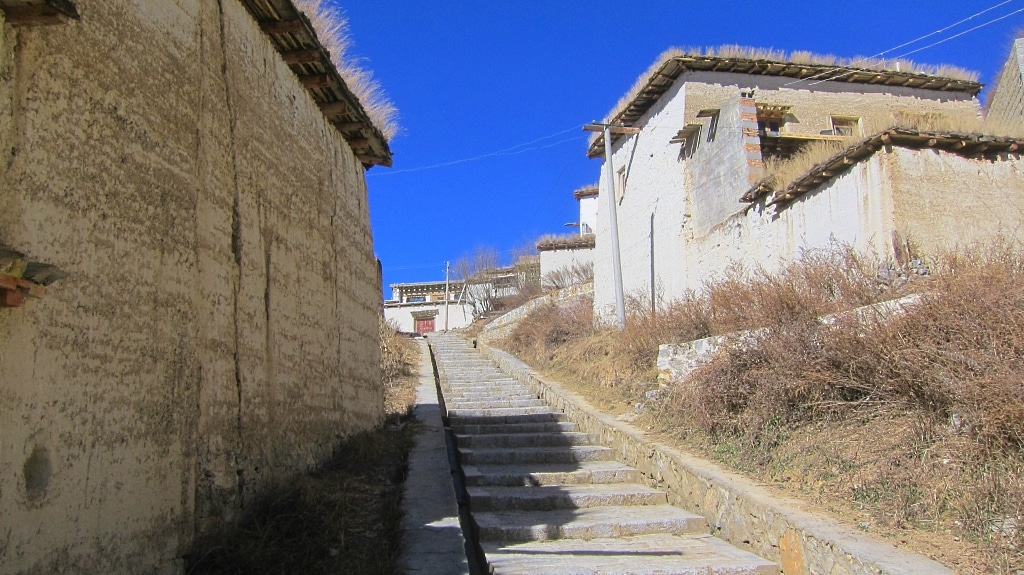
[429,333,778,575]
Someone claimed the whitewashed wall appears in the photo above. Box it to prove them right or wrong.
[579,195,599,235]
[384,302,474,333]
[540,247,595,280]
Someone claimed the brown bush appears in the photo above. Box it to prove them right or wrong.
[380,317,415,385]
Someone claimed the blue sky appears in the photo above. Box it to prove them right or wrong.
[337,1,1024,293]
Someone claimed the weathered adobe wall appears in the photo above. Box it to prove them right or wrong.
[0,2,382,574]
[680,146,1024,294]
[986,39,1024,131]
[889,146,1024,250]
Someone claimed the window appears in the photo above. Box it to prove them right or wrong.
[705,111,720,142]
[616,167,626,204]
[831,116,861,137]
[407,296,426,303]
[755,103,791,137]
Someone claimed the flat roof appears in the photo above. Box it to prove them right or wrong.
[587,54,983,158]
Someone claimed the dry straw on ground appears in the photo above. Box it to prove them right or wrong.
[294,0,399,140]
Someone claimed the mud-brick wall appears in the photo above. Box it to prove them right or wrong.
[0,1,383,573]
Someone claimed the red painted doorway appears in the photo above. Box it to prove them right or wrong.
[415,317,435,333]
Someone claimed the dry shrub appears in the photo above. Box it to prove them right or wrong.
[504,298,595,362]
[542,261,594,291]
[500,241,1024,568]
[380,317,415,385]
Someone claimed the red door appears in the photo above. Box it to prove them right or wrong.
[415,318,435,333]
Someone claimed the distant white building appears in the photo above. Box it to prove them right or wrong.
[537,184,597,285]
[384,280,473,333]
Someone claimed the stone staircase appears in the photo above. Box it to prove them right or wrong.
[429,333,778,575]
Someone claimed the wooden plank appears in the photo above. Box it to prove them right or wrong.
[281,49,323,65]
[1,288,23,308]
[0,274,17,290]
[260,19,305,35]
[345,138,370,149]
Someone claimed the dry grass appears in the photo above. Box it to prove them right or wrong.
[500,242,1024,573]
[761,138,855,192]
[294,0,399,140]
[186,320,420,575]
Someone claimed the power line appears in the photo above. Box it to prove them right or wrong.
[784,0,1019,87]
[368,126,587,177]
[808,5,1024,86]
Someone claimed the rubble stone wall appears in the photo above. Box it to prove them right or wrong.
[0,2,382,573]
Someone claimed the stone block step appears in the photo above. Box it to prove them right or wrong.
[467,483,667,511]
[460,445,615,465]
[455,431,598,449]
[448,412,566,426]
[473,505,705,541]
[449,390,535,399]
[452,421,576,435]
[445,399,549,410]
[447,406,556,419]
[481,534,778,575]
[463,461,642,486]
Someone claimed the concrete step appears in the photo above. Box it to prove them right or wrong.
[447,406,555,418]
[448,412,566,426]
[463,461,642,486]
[467,483,668,511]
[455,431,599,449]
[459,445,615,465]
[481,534,779,575]
[451,421,577,435]
[473,505,705,541]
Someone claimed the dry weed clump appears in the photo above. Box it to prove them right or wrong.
[542,261,594,291]
[380,317,416,385]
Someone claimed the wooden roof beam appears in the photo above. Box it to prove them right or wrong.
[318,101,349,116]
[260,19,305,35]
[0,0,79,26]
[300,74,333,89]
[282,49,324,65]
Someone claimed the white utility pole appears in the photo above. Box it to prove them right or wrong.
[583,122,639,330]
[444,261,450,331]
